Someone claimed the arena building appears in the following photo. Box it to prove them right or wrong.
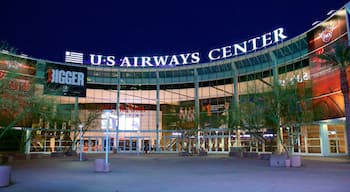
[1,3,350,157]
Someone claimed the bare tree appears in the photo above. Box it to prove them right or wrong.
[0,69,60,150]
[262,78,317,157]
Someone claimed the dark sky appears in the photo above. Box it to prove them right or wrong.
[1,0,348,63]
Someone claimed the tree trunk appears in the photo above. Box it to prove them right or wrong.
[340,68,350,157]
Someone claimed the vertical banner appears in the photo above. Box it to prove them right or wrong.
[44,63,87,97]
[307,8,348,120]
[346,2,350,45]
[309,37,348,119]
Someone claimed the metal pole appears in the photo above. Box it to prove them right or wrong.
[74,96,78,151]
[79,124,83,161]
[156,71,160,151]
[105,113,110,165]
[116,71,121,153]
[194,68,200,151]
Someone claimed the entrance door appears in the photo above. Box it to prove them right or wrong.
[79,136,103,153]
[328,125,346,154]
[118,136,150,153]
[103,138,114,152]
[329,139,339,153]
[83,137,98,152]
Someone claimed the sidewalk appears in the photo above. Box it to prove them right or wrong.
[301,155,350,163]
[2,154,350,192]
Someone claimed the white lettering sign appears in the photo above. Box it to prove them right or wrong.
[65,28,287,67]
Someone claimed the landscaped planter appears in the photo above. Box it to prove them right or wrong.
[77,153,88,161]
[285,159,291,167]
[50,152,65,158]
[243,152,259,158]
[291,155,301,167]
[94,159,110,172]
[258,153,271,160]
[229,147,245,158]
[229,151,243,157]
[64,150,77,157]
[0,165,11,187]
[270,154,302,168]
[269,154,288,167]
[179,151,190,156]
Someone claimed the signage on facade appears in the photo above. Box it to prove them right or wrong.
[65,28,287,68]
[44,64,87,97]
[307,9,346,52]
[346,2,350,45]
[0,59,36,92]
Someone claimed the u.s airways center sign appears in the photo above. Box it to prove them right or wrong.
[44,64,87,97]
[65,28,287,68]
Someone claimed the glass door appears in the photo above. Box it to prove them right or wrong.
[328,125,346,154]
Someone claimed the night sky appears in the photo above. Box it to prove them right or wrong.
[1,0,348,63]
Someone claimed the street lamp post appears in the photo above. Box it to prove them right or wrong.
[105,113,110,165]
[94,113,111,172]
[79,124,83,161]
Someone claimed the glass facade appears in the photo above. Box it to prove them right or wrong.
[0,7,348,156]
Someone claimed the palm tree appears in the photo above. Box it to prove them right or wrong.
[318,41,350,157]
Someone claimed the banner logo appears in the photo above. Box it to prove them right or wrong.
[320,26,335,43]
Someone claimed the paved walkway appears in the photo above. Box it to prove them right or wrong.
[2,154,350,192]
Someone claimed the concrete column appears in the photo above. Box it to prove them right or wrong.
[25,129,31,154]
[320,123,329,156]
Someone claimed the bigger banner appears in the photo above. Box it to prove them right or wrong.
[44,64,87,97]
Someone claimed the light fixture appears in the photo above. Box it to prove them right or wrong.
[329,131,337,135]
[312,21,321,26]
[20,54,28,58]
[327,10,336,16]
